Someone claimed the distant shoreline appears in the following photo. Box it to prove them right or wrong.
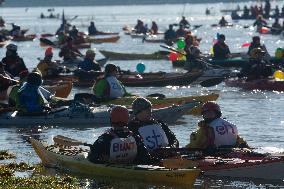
[0,0,256,8]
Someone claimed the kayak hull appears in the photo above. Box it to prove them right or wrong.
[87,36,120,43]
[30,138,200,186]
[225,78,284,91]
[0,102,199,127]
[99,50,168,60]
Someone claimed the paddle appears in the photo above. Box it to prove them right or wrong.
[0,75,19,84]
[53,135,92,147]
[40,37,57,47]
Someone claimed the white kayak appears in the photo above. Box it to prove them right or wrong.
[0,101,199,127]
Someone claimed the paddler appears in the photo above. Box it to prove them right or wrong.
[213,34,231,60]
[150,21,158,35]
[247,36,269,57]
[88,105,155,164]
[59,36,83,63]
[78,49,101,72]
[1,44,29,79]
[240,48,272,81]
[128,97,179,153]
[92,64,131,100]
[271,18,282,34]
[10,23,21,37]
[176,24,187,38]
[184,45,206,72]
[187,102,248,152]
[0,62,17,102]
[88,21,98,35]
[164,24,177,45]
[36,47,61,78]
[253,15,267,32]
[179,16,190,27]
[16,72,51,115]
[134,19,147,34]
[218,16,228,27]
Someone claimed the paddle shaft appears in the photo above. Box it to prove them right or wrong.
[53,135,92,147]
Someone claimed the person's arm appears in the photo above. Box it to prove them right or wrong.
[88,134,112,163]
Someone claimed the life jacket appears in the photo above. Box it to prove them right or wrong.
[106,76,125,98]
[17,83,45,113]
[208,118,238,148]
[137,124,169,151]
[109,132,137,163]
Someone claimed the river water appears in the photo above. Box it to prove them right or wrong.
[1,2,284,188]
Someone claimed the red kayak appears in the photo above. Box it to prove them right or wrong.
[225,78,284,91]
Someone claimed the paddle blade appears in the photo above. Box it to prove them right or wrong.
[200,78,224,87]
[241,42,251,48]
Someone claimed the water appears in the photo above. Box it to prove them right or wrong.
[1,2,284,188]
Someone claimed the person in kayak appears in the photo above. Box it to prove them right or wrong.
[36,47,61,78]
[16,72,51,115]
[10,23,21,37]
[59,36,83,63]
[242,5,250,18]
[134,19,147,34]
[176,24,187,38]
[187,102,248,151]
[271,18,281,34]
[0,63,18,102]
[1,44,29,79]
[241,48,273,81]
[78,49,101,72]
[218,16,228,27]
[164,24,177,45]
[92,64,130,100]
[69,25,79,40]
[88,21,98,35]
[88,105,155,164]
[179,16,190,27]
[213,34,231,60]
[247,36,269,57]
[184,45,207,72]
[253,15,267,32]
[150,21,158,35]
[128,97,179,153]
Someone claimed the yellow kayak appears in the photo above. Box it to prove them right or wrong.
[30,138,200,186]
[107,93,219,116]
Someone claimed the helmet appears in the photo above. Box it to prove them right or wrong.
[132,97,152,115]
[202,102,221,114]
[45,47,53,56]
[27,72,42,86]
[104,64,117,74]
[250,48,265,59]
[86,49,96,56]
[110,105,129,126]
[6,44,17,51]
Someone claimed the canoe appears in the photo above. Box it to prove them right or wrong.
[29,138,200,186]
[119,71,202,87]
[100,50,169,60]
[87,35,120,44]
[225,78,284,91]
[107,93,219,116]
[0,101,199,127]
[12,34,36,42]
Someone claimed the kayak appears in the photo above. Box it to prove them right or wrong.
[100,50,169,60]
[88,31,119,36]
[172,57,283,68]
[39,38,91,49]
[0,101,199,127]
[58,57,108,68]
[12,34,36,42]
[119,71,202,87]
[29,138,200,186]
[86,35,120,44]
[106,93,219,115]
[143,38,165,43]
[225,78,284,91]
